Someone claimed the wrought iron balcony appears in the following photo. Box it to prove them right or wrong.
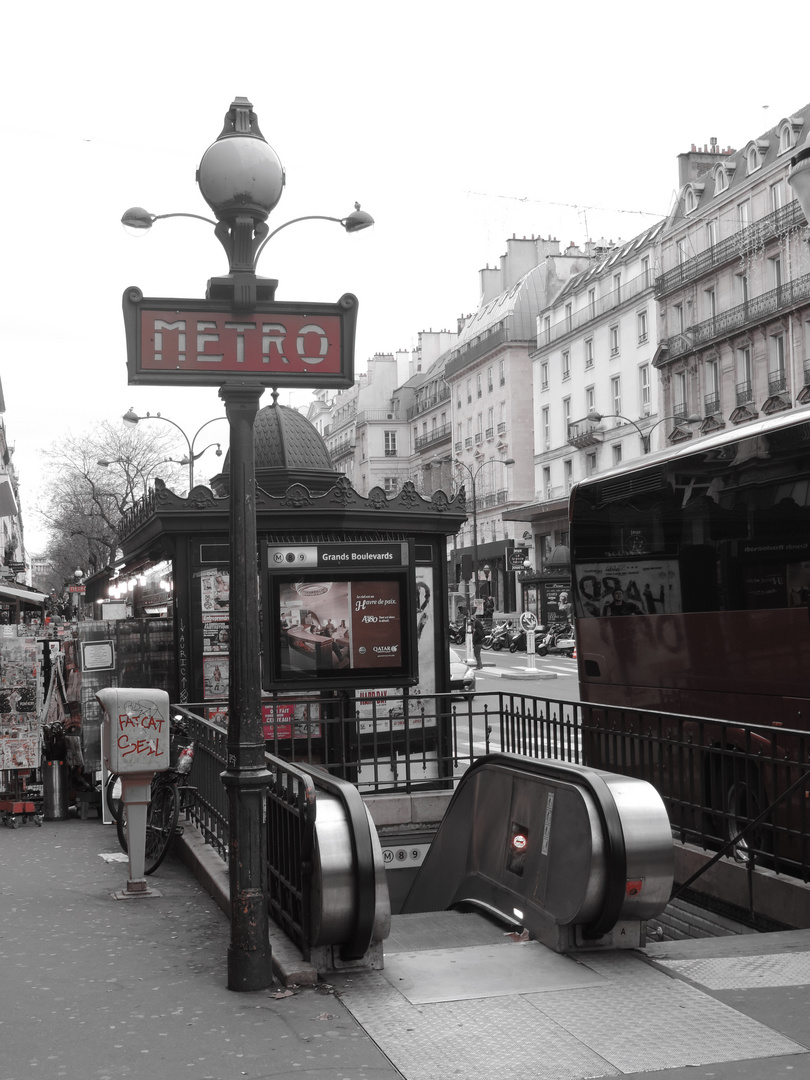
[655,200,806,299]
[567,418,604,448]
[660,271,810,362]
[414,423,451,451]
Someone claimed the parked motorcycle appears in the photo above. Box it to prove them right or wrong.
[508,625,527,652]
[449,619,466,645]
[536,621,575,657]
[488,622,512,651]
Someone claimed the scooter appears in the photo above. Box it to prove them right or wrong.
[488,622,512,651]
[508,625,527,652]
[536,622,575,657]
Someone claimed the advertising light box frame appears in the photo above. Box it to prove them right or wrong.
[261,541,418,692]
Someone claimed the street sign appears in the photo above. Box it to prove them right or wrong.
[122,287,358,389]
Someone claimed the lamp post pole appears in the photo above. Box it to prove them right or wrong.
[453,457,514,661]
[123,97,372,992]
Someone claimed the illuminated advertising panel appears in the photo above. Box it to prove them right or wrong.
[262,542,417,691]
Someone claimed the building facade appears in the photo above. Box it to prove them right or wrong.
[654,109,810,434]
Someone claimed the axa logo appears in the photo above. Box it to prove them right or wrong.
[373,644,399,655]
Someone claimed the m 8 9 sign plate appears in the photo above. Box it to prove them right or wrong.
[122,286,358,389]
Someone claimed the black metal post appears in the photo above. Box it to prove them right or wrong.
[219,381,271,991]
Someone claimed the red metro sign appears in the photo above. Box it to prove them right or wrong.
[122,287,358,389]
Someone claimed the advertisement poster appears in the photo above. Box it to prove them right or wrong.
[0,638,40,769]
[202,613,230,653]
[262,698,322,740]
[574,559,682,617]
[356,566,436,734]
[203,656,229,700]
[200,568,230,612]
[279,579,403,674]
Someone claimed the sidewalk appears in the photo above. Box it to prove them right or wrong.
[3,815,810,1080]
[0,816,400,1080]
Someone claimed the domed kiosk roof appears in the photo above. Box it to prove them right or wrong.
[211,394,340,497]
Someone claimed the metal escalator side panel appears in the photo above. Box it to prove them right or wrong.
[309,793,391,953]
[597,773,675,921]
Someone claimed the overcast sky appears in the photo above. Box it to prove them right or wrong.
[3,0,809,552]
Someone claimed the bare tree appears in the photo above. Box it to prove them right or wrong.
[38,421,185,582]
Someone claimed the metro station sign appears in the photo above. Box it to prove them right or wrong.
[122,286,358,389]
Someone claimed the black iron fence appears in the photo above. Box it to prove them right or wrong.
[172,692,810,934]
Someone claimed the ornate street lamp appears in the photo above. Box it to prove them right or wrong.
[449,457,515,663]
[586,410,701,454]
[121,409,225,489]
[123,97,372,992]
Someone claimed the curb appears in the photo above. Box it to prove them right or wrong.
[175,823,319,987]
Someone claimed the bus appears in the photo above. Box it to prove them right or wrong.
[568,407,810,865]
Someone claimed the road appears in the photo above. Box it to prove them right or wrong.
[448,648,582,771]
[474,646,579,700]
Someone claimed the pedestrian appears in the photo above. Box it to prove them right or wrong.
[472,613,485,669]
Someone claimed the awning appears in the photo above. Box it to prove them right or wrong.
[0,584,48,605]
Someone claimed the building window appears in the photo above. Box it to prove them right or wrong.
[771,181,785,212]
[770,333,786,391]
[475,413,483,443]
[498,401,506,433]
[586,385,595,414]
[714,165,727,195]
[586,452,597,476]
[677,239,687,265]
[487,407,494,438]
[779,122,795,154]
[736,273,749,306]
[584,338,594,368]
[476,373,482,398]
[613,273,621,301]
[737,346,753,403]
[738,201,750,228]
[542,467,551,499]
[565,302,573,330]
[487,366,493,392]
[384,431,398,456]
[609,325,619,356]
[466,379,472,404]
[543,316,551,343]
[705,358,720,414]
[673,371,687,418]
[611,375,621,417]
[706,220,718,248]
[562,350,571,380]
[542,406,550,450]
[641,257,650,285]
[384,477,398,493]
[747,145,760,174]
[705,286,717,321]
[673,303,684,335]
[564,459,573,492]
[541,361,549,389]
[562,397,571,435]
[588,288,596,316]
[499,359,506,385]
[771,255,783,292]
[612,443,623,467]
[637,309,648,344]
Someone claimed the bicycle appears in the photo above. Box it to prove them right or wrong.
[106,719,196,875]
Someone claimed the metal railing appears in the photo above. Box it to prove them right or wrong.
[173,692,810,933]
[661,271,810,361]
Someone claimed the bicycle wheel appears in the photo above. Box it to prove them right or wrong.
[116,783,180,875]
[144,783,180,874]
[105,773,122,825]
